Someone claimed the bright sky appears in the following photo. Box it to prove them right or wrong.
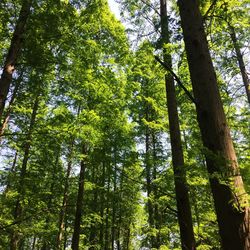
[108,0,121,19]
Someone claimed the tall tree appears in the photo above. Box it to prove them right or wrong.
[160,0,196,249]
[177,0,249,248]
[0,0,32,121]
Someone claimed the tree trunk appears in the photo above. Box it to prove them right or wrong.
[41,150,61,250]
[89,159,98,249]
[56,141,74,249]
[0,0,32,121]
[229,25,250,105]
[152,132,161,248]
[0,73,22,139]
[71,145,87,250]
[99,161,106,249]
[10,95,39,250]
[111,144,117,250]
[104,163,111,250]
[160,1,196,249]
[177,0,249,249]
[145,123,156,248]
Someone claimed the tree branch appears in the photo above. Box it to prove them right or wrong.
[154,56,197,105]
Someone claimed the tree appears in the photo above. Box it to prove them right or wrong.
[159,0,196,249]
[177,0,249,248]
[0,0,32,121]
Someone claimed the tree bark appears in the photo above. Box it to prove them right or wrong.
[229,25,250,105]
[71,145,87,250]
[0,0,32,121]
[177,0,249,249]
[160,1,196,249]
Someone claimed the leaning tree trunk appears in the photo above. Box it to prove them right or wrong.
[0,0,32,121]
[160,1,196,249]
[177,0,250,249]
[229,25,250,105]
[71,145,87,250]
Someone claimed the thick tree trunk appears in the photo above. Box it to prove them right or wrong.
[10,96,39,250]
[229,26,250,105]
[71,145,87,250]
[177,0,249,249]
[160,1,196,249]
[0,0,32,121]
[56,141,74,249]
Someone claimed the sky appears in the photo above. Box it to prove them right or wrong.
[108,0,121,19]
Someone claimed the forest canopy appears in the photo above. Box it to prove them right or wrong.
[0,0,249,249]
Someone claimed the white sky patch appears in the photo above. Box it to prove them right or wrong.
[108,0,121,19]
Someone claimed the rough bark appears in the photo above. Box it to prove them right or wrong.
[0,0,32,121]
[71,145,87,250]
[177,0,250,249]
[229,26,250,105]
[160,1,196,249]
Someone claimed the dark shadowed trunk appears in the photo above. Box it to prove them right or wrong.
[71,145,87,250]
[160,1,196,249]
[177,0,249,249]
[0,0,32,120]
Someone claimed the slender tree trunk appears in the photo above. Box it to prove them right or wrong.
[229,25,250,105]
[0,0,32,121]
[56,141,74,249]
[63,218,68,250]
[111,144,117,250]
[31,236,36,250]
[145,123,156,248]
[152,132,161,248]
[10,95,39,250]
[41,150,61,250]
[71,145,87,250]
[117,164,124,250]
[89,160,98,249]
[4,150,18,193]
[177,0,249,249]
[160,1,196,249]
[104,163,111,250]
[99,161,105,249]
